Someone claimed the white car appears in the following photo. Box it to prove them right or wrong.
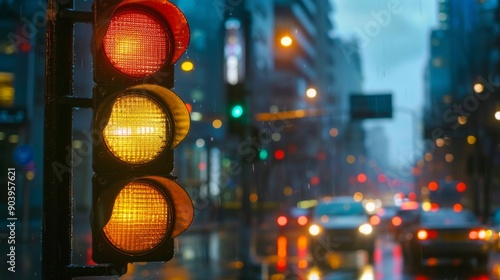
[308,196,375,266]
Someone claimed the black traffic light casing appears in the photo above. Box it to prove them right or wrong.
[226,83,249,138]
[90,0,193,264]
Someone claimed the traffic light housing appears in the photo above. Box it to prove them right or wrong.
[91,0,193,264]
[226,83,248,137]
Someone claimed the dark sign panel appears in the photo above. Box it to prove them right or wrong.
[350,93,393,119]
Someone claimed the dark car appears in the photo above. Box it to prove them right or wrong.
[390,201,421,241]
[372,205,398,233]
[400,208,491,271]
[308,196,375,265]
[276,206,310,233]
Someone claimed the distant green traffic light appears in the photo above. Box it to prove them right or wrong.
[259,149,268,160]
[231,105,244,118]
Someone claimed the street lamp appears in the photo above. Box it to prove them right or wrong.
[306,87,317,99]
[280,35,293,47]
[494,111,500,120]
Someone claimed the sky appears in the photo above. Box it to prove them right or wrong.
[331,0,438,168]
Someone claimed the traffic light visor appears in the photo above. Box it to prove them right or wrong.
[103,8,171,78]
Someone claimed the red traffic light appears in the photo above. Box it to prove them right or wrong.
[93,0,189,84]
[274,149,285,160]
[103,9,171,77]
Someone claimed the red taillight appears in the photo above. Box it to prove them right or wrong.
[370,215,381,226]
[452,203,462,212]
[456,182,466,192]
[297,216,308,226]
[277,216,288,226]
[469,229,487,240]
[430,203,439,212]
[392,216,402,227]
[417,229,438,240]
[103,9,171,78]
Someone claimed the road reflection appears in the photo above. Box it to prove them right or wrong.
[270,231,499,280]
[2,225,500,279]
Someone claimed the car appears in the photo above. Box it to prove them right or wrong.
[390,201,421,241]
[400,208,491,272]
[276,206,310,233]
[307,196,375,265]
[372,205,398,234]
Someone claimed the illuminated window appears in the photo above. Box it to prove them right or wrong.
[0,72,14,107]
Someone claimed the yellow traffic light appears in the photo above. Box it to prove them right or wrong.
[103,182,169,253]
[103,94,169,164]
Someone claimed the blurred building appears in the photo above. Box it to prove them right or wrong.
[422,0,499,217]
[328,37,365,196]
[0,0,46,231]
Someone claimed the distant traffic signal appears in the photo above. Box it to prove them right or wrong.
[91,0,193,264]
[226,83,248,138]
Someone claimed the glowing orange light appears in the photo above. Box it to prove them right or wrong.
[452,203,462,212]
[428,181,438,191]
[277,216,288,226]
[298,259,308,269]
[469,229,487,240]
[103,182,169,253]
[297,216,308,226]
[417,229,428,240]
[392,216,402,227]
[417,229,438,240]
[280,35,292,47]
[401,201,419,210]
[277,236,287,258]
[369,215,381,226]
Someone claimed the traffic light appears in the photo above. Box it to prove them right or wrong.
[226,83,248,137]
[91,0,193,264]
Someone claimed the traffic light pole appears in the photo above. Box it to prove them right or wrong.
[42,0,75,278]
[43,0,126,278]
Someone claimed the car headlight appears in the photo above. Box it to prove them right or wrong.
[358,223,373,235]
[309,224,322,236]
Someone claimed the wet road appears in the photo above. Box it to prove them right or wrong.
[1,221,500,279]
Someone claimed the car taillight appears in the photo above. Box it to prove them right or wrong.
[370,215,381,226]
[297,216,308,226]
[277,216,288,227]
[392,216,402,227]
[469,228,487,240]
[417,229,438,240]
